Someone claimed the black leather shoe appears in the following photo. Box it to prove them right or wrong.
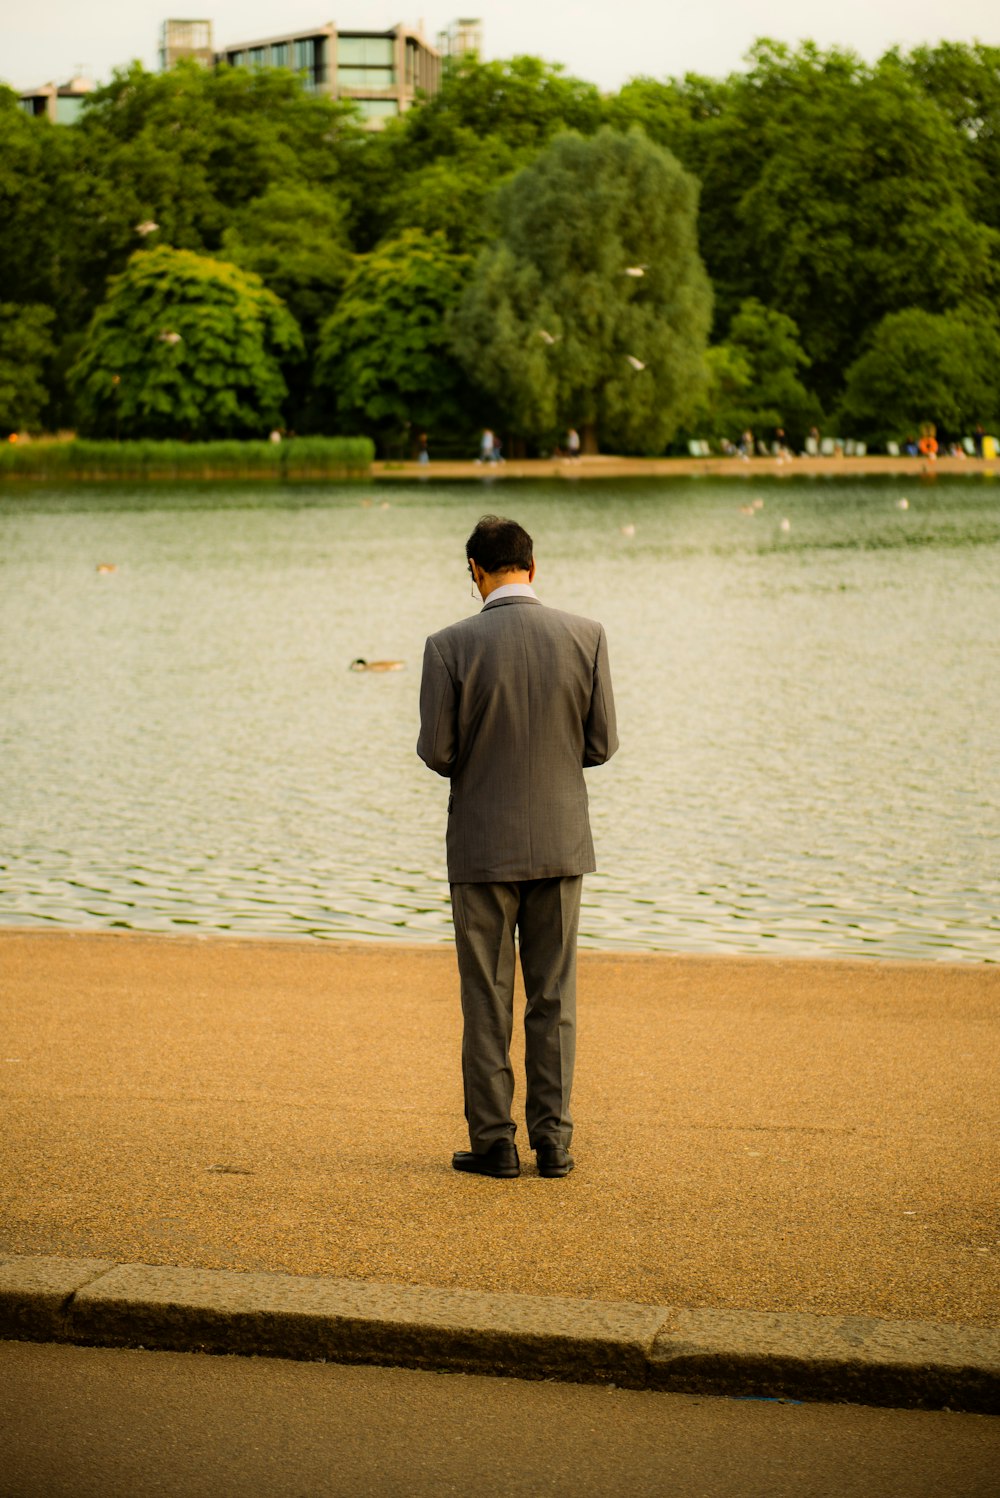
[535,1144,574,1178]
[452,1139,520,1178]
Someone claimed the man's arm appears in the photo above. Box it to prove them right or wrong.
[417,635,458,777]
[583,625,619,767]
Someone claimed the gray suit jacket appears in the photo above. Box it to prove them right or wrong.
[417,595,618,882]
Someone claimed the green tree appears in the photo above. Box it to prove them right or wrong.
[399,54,602,161]
[0,90,77,318]
[68,63,361,327]
[452,127,712,453]
[837,307,1000,443]
[0,303,56,433]
[602,71,731,172]
[901,43,1000,232]
[220,183,354,431]
[600,64,764,339]
[220,183,353,337]
[365,139,514,256]
[711,45,997,401]
[717,298,821,441]
[352,55,603,252]
[313,230,472,451]
[609,44,999,407]
[451,245,560,440]
[69,245,303,439]
[682,342,753,444]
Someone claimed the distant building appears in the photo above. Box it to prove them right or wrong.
[19,74,94,124]
[159,16,482,126]
[17,18,482,129]
[212,20,446,127]
[159,18,215,70]
[436,18,483,60]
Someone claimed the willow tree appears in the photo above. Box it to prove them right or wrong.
[451,126,712,453]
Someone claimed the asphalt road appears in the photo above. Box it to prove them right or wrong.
[2,1341,998,1498]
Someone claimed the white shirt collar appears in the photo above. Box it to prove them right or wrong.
[483,582,537,606]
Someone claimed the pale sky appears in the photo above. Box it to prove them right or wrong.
[3,0,996,94]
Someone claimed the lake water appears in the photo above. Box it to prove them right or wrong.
[1,475,998,961]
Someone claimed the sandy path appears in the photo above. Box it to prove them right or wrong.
[1,931,996,1326]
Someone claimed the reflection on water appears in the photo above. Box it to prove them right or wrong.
[1,476,998,960]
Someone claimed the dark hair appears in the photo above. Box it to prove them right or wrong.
[466,515,534,574]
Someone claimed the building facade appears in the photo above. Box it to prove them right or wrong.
[18,75,94,124]
[211,19,445,126]
[436,18,483,60]
[159,18,215,70]
[17,18,479,128]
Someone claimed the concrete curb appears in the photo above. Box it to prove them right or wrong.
[1,1256,997,1413]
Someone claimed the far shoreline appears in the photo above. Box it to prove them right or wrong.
[373,453,998,481]
[1,453,996,485]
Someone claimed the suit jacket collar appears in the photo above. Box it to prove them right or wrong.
[482,594,541,610]
[482,581,538,606]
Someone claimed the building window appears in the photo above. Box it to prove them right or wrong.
[229,50,245,67]
[354,97,399,121]
[55,95,86,124]
[248,46,266,69]
[293,36,326,88]
[271,42,289,67]
[170,19,211,50]
[338,35,395,67]
[337,67,396,90]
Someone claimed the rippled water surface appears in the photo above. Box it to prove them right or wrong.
[2,475,998,959]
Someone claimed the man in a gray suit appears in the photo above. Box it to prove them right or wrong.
[418,515,618,1180]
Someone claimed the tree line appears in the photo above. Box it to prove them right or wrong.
[1,40,998,455]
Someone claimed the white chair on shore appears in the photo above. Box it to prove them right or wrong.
[820,438,836,456]
[804,436,819,456]
[886,441,900,457]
